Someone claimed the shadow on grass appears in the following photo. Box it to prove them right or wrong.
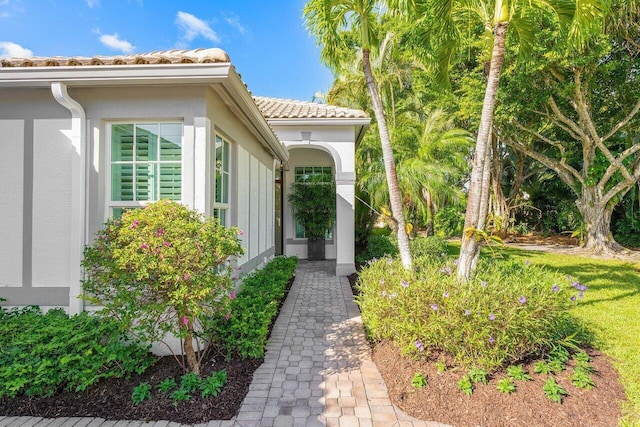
[465,243,640,306]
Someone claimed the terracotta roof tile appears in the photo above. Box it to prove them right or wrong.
[0,48,230,68]
[254,96,368,120]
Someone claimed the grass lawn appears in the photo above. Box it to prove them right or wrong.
[451,244,640,426]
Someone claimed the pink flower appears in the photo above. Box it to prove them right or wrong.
[237,266,242,271]
[183,273,190,281]
[238,230,244,236]
[225,313,231,321]
[141,243,148,249]
[157,228,164,236]
[163,241,171,247]
[182,316,189,325]
[130,220,139,229]
[229,291,236,300]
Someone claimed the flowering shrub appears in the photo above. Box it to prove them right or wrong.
[82,200,243,375]
[357,256,589,372]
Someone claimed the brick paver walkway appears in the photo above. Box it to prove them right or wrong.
[1,261,450,427]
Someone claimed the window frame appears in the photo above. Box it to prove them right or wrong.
[212,133,231,227]
[105,121,183,219]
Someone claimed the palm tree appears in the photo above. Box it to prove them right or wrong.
[304,0,413,269]
[389,0,605,280]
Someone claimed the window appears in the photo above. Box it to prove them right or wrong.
[108,123,182,217]
[213,134,230,226]
[293,166,333,239]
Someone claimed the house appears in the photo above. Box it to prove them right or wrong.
[0,48,369,314]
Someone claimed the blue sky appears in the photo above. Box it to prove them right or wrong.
[0,0,334,101]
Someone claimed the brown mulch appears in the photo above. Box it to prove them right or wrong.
[0,353,261,424]
[373,339,626,427]
[0,276,295,424]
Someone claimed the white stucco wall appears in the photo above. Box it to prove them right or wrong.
[32,119,73,288]
[0,119,24,287]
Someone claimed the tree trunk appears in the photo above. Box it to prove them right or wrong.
[362,48,413,270]
[183,321,200,375]
[457,22,508,281]
[576,187,624,253]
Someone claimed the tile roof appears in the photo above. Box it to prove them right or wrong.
[0,48,230,68]
[254,96,368,120]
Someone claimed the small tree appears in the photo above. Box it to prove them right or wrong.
[82,200,243,375]
[288,175,336,260]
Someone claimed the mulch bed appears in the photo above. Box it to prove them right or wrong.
[0,353,261,424]
[0,276,295,424]
[373,340,626,427]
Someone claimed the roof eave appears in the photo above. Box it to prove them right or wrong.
[218,68,289,162]
[0,63,233,88]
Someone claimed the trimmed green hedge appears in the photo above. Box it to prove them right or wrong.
[206,256,298,359]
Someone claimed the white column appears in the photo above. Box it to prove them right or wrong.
[193,117,211,215]
[335,171,355,276]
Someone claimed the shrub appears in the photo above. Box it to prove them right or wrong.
[410,236,447,259]
[81,200,244,375]
[0,306,152,398]
[356,256,588,373]
[355,234,398,264]
[205,256,298,359]
[435,207,465,237]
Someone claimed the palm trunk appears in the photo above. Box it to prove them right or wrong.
[457,22,508,281]
[362,48,412,270]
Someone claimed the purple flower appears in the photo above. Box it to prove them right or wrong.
[225,313,231,321]
[388,292,397,299]
[381,290,387,297]
[464,310,472,316]
[480,281,487,287]
[489,314,496,321]
[489,336,495,344]
[430,304,439,311]
[552,285,560,293]
[579,292,584,299]
[443,291,449,298]
[454,259,459,265]
[182,316,189,325]
[524,260,531,266]
[439,267,452,275]
[570,295,577,302]
[566,275,572,280]
[518,296,527,304]
[576,284,587,292]
[415,340,425,351]
[229,291,236,300]
[401,280,409,288]
[387,258,393,265]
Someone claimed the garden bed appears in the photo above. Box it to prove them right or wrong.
[373,340,625,427]
[0,351,261,424]
[0,257,297,425]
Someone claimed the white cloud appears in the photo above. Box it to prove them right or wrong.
[99,33,135,53]
[0,0,9,6]
[176,11,219,44]
[224,13,247,35]
[0,41,33,58]
[85,0,99,7]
